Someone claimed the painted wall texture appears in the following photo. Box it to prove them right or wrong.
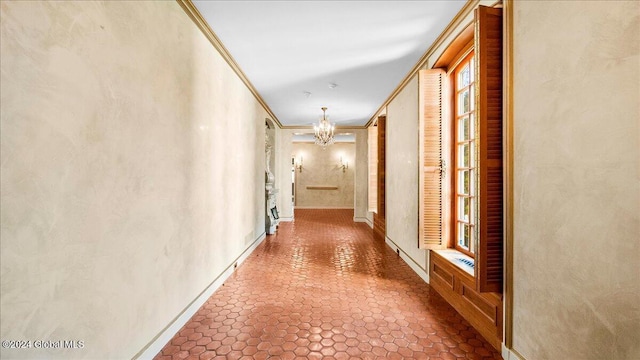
[0,1,267,359]
[512,1,640,359]
[292,142,355,209]
[275,129,294,220]
[353,129,369,223]
[386,75,428,271]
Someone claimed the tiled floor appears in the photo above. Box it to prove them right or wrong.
[154,209,502,360]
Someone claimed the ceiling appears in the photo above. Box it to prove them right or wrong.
[192,1,466,127]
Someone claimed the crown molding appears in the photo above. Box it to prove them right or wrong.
[503,0,514,350]
[176,0,283,129]
[365,0,480,128]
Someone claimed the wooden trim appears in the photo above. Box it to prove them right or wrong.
[175,0,283,129]
[418,69,446,249]
[447,42,475,76]
[377,115,386,220]
[306,186,338,190]
[368,125,378,213]
[454,241,475,258]
[434,25,475,70]
[373,116,386,240]
[475,5,504,293]
[503,0,514,348]
[432,261,455,289]
[444,72,456,250]
[429,250,503,351]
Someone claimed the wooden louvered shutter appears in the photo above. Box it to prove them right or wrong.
[475,5,503,293]
[373,116,386,239]
[419,69,446,249]
[368,125,378,213]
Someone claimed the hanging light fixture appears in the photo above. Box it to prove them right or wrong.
[314,107,335,147]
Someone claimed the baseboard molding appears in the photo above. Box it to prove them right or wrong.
[294,206,355,209]
[135,232,267,359]
[384,236,430,284]
[278,216,294,222]
[354,217,373,228]
[502,344,526,360]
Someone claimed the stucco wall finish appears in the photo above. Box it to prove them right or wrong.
[386,75,427,270]
[293,142,355,208]
[354,129,369,222]
[1,1,267,359]
[275,129,294,220]
[277,130,369,220]
[512,1,640,359]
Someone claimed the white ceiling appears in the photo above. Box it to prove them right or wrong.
[193,1,466,127]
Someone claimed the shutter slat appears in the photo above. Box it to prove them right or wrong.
[476,5,504,293]
[419,69,445,249]
[368,126,378,213]
[373,116,386,239]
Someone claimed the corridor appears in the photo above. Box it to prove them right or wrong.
[154,209,502,360]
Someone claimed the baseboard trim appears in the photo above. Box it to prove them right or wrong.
[278,216,294,222]
[135,232,267,359]
[294,206,355,209]
[354,217,373,228]
[384,236,430,284]
[502,344,526,360]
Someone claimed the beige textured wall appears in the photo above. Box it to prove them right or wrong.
[293,142,355,208]
[354,129,369,222]
[512,1,640,359]
[386,75,428,270]
[275,129,294,220]
[0,1,267,359]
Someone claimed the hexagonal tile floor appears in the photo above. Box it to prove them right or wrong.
[154,209,502,360]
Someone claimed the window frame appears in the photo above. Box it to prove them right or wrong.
[452,51,476,257]
[419,5,503,294]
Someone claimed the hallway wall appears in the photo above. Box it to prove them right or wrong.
[276,129,368,221]
[0,1,267,359]
[354,129,370,224]
[386,75,427,271]
[275,129,294,220]
[511,1,640,359]
[292,142,355,209]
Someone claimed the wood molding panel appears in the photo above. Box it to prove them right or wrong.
[431,262,455,290]
[429,251,503,351]
[475,5,504,293]
[306,186,338,190]
[373,115,386,240]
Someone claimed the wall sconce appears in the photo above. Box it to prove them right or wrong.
[295,156,303,172]
[339,156,348,173]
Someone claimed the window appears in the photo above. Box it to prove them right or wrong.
[419,5,503,293]
[454,53,476,257]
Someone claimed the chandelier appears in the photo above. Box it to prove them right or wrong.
[314,107,335,147]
